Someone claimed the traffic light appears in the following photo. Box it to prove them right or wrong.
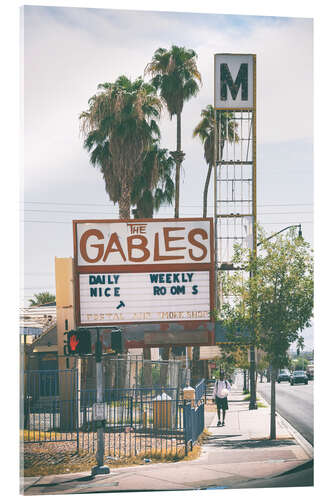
[64,329,92,355]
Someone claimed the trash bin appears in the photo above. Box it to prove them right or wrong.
[153,392,172,429]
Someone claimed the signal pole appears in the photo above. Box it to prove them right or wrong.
[91,328,110,476]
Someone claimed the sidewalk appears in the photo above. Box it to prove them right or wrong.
[22,384,313,494]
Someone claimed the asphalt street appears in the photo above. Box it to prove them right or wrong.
[257,380,314,445]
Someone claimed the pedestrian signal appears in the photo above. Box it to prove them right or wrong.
[64,329,91,355]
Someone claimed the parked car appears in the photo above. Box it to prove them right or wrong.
[277,369,291,383]
[306,364,314,380]
[290,370,308,385]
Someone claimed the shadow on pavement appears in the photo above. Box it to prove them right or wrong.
[205,438,296,449]
[205,434,242,440]
[28,475,96,489]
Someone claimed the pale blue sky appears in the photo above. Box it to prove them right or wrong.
[21,4,313,346]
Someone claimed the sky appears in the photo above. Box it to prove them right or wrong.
[21,3,314,347]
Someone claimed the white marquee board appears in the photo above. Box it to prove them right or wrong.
[79,271,210,324]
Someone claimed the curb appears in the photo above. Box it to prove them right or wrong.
[275,412,313,458]
[257,391,313,459]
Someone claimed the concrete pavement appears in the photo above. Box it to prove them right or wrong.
[22,383,313,494]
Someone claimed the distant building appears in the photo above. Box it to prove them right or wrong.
[20,303,58,370]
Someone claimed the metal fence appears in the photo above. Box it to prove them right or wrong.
[80,356,186,392]
[23,369,78,446]
[183,379,205,453]
[183,401,205,453]
[22,363,205,458]
[194,379,205,402]
[78,386,185,457]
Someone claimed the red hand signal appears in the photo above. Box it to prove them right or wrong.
[70,334,79,352]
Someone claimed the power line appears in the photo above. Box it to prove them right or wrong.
[23,273,53,276]
[23,220,71,224]
[22,200,313,208]
[22,208,313,216]
[20,285,55,290]
[22,219,313,225]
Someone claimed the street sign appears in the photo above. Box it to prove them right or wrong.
[92,402,107,421]
[73,218,214,328]
[214,53,255,110]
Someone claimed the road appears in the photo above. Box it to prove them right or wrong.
[257,379,314,445]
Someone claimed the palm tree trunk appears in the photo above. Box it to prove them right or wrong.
[174,112,181,219]
[203,163,213,218]
[119,179,131,219]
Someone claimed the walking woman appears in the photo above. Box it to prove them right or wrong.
[212,370,231,426]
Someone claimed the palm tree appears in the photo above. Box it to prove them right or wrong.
[83,131,175,219]
[29,292,55,306]
[80,76,162,219]
[193,106,239,218]
[82,129,121,206]
[131,142,175,218]
[145,46,202,218]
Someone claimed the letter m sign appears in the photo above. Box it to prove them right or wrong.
[214,54,255,109]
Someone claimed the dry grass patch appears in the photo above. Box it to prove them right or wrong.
[23,429,211,477]
[21,430,63,441]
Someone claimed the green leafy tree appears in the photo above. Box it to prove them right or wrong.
[220,227,313,439]
[193,106,239,217]
[80,75,162,219]
[218,344,248,380]
[29,291,55,306]
[257,353,270,382]
[292,357,309,371]
[146,45,202,218]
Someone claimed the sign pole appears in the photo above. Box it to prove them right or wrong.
[213,53,257,403]
[91,328,110,476]
[249,54,257,410]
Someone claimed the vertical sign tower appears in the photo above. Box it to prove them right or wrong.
[214,54,256,297]
[214,54,257,409]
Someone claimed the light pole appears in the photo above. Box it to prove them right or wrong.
[257,224,302,246]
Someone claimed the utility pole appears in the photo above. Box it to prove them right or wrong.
[91,328,110,476]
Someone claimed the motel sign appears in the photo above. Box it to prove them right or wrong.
[214,53,255,109]
[73,218,214,327]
